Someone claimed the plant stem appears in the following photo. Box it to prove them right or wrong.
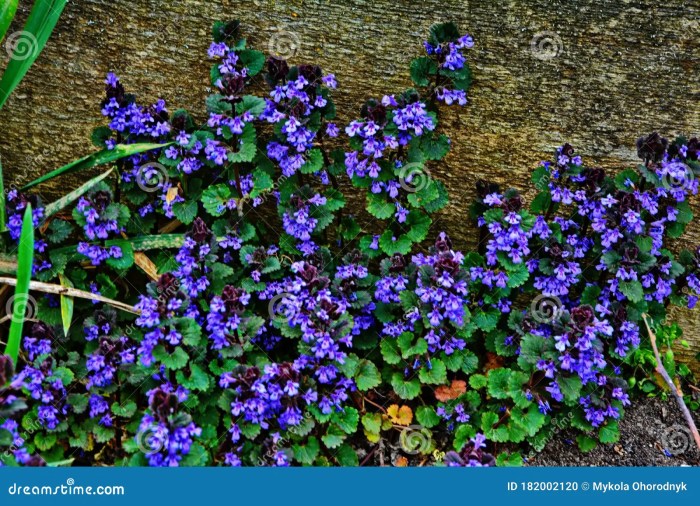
[642,314,700,452]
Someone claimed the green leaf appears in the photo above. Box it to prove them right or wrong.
[518,406,546,437]
[152,345,189,370]
[331,407,359,434]
[496,452,524,467]
[506,264,529,288]
[379,230,412,255]
[111,400,137,418]
[34,432,57,451]
[380,338,402,365]
[44,169,115,218]
[599,420,620,443]
[580,285,601,306]
[228,124,257,163]
[530,191,552,214]
[235,95,267,116]
[361,413,382,434]
[421,134,450,160]
[355,360,381,391]
[558,375,582,403]
[176,363,210,391]
[418,359,447,385]
[299,149,324,174]
[90,126,113,148]
[21,143,170,190]
[205,94,230,114]
[487,368,511,399]
[335,444,359,466]
[58,274,74,338]
[0,0,18,46]
[469,374,488,390]
[201,184,232,217]
[619,280,644,303]
[415,406,440,429]
[250,169,274,199]
[5,205,34,364]
[104,240,135,269]
[391,373,422,400]
[410,56,438,87]
[322,425,346,449]
[293,436,320,465]
[0,0,67,111]
[576,434,597,452]
[238,49,265,75]
[366,194,395,219]
[172,200,198,225]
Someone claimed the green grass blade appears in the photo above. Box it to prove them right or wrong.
[43,168,114,218]
[0,0,68,110]
[0,0,19,45]
[0,159,7,233]
[5,204,35,364]
[57,273,73,338]
[21,142,171,190]
[52,234,186,258]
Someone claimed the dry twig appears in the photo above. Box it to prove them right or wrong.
[642,314,700,451]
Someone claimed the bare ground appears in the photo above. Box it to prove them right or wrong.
[529,397,700,467]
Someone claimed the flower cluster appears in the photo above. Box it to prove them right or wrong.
[73,184,128,265]
[136,385,201,467]
[6,18,700,470]
[14,323,70,430]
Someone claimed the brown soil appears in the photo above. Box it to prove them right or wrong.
[529,397,700,466]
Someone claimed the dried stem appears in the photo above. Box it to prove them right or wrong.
[642,314,700,451]
[0,277,139,315]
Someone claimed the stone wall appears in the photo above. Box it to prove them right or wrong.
[0,0,698,370]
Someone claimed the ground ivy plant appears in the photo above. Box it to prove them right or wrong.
[0,21,698,467]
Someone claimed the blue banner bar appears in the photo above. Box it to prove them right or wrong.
[0,467,698,505]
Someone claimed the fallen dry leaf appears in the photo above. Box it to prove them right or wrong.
[484,352,505,371]
[434,380,467,402]
[394,456,408,467]
[387,404,413,426]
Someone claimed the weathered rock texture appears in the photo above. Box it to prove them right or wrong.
[0,0,698,370]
